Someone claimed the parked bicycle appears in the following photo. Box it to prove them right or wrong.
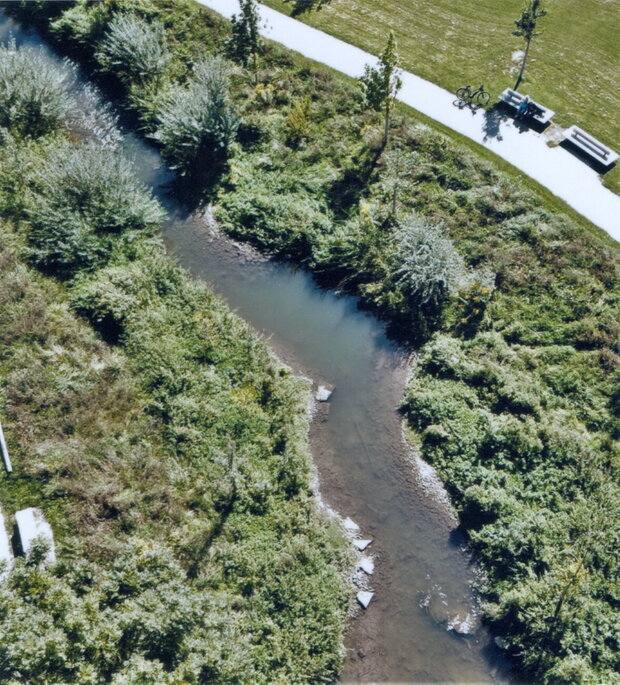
[455,84,490,107]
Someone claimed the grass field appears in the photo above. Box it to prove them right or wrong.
[265,0,620,192]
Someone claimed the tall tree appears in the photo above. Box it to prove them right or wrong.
[228,0,262,82]
[360,31,402,147]
[513,0,547,89]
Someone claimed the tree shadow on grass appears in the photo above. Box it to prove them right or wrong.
[288,0,327,17]
[482,104,511,142]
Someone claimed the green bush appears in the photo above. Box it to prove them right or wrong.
[392,214,465,309]
[26,142,162,276]
[0,543,250,683]
[48,0,151,55]
[152,55,239,176]
[217,162,332,260]
[96,14,171,87]
[0,40,74,138]
[0,150,351,682]
[49,0,112,51]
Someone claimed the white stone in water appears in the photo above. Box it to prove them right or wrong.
[353,538,372,551]
[356,591,374,609]
[358,556,374,575]
[0,508,13,579]
[15,507,56,564]
[452,612,475,634]
[315,385,332,402]
[343,517,360,533]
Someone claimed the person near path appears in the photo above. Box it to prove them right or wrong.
[517,95,530,119]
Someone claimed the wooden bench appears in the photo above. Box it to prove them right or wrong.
[499,88,555,125]
[562,125,619,168]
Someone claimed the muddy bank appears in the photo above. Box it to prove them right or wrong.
[157,201,512,683]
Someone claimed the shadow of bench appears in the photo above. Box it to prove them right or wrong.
[560,125,618,173]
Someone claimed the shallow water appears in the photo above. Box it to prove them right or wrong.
[2,13,513,683]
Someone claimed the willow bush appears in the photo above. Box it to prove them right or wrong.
[96,14,171,87]
[152,55,239,176]
[0,39,74,138]
[27,142,163,276]
[392,215,465,308]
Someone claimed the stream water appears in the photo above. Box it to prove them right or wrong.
[1,13,515,683]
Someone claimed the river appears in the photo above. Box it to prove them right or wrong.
[1,12,514,683]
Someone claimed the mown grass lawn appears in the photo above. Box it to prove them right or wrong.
[265,0,620,192]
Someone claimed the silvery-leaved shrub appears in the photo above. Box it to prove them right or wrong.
[27,142,163,276]
[0,39,75,138]
[393,214,465,308]
[152,55,239,176]
[96,14,171,87]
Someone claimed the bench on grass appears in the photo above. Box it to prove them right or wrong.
[499,88,555,125]
[562,125,619,168]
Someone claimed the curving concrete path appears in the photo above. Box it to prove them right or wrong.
[198,0,619,243]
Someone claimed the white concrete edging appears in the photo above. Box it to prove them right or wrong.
[0,421,12,473]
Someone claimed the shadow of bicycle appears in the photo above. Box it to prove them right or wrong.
[452,98,482,115]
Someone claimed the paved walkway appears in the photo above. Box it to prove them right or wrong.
[199,0,619,243]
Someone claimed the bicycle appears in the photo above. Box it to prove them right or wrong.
[455,84,490,107]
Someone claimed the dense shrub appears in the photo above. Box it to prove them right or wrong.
[152,55,239,176]
[403,332,620,682]
[49,0,150,53]
[0,543,252,683]
[26,142,162,276]
[392,215,464,307]
[96,14,170,86]
[217,157,332,259]
[0,68,350,678]
[49,0,112,50]
[0,40,74,138]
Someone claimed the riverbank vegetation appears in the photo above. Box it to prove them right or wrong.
[0,36,350,683]
[3,1,619,682]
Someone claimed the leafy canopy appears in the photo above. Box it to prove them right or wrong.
[360,31,402,114]
[513,0,547,42]
[228,0,262,69]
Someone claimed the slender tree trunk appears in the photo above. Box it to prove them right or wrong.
[383,101,390,147]
[515,38,531,90]
[253,51,258,85]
